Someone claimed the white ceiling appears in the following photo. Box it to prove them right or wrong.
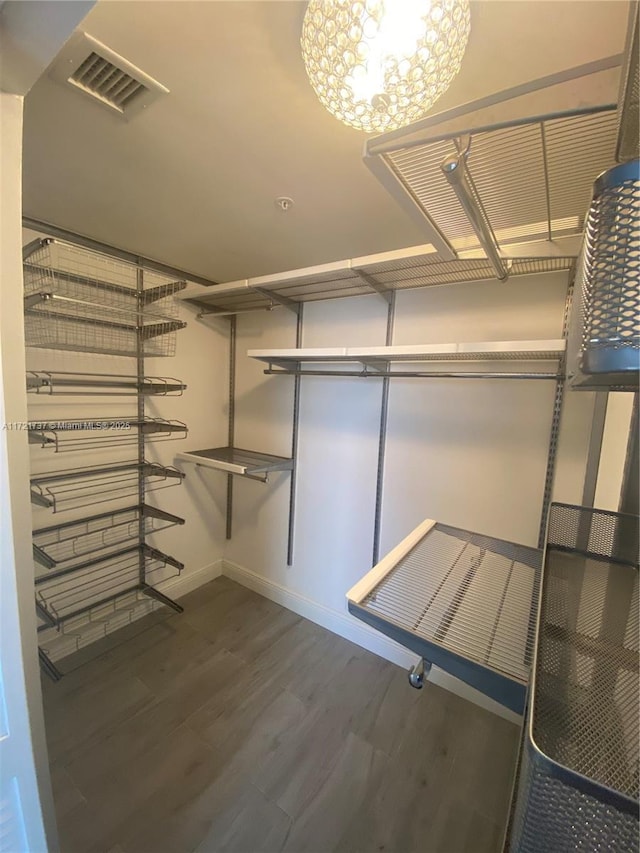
[22,0,630,283]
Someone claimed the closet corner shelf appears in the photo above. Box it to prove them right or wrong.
[347,518,542,714]
[176,447,293,481]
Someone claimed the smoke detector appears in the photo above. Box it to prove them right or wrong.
[49,32,168,120]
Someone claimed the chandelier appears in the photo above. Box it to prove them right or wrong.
[301,0,471,134]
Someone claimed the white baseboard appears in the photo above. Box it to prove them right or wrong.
[222,559,521,724]
[160,559,224,600]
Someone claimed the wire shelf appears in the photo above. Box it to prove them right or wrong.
[29,417,187,452]
[368,105,618,250]
[38,590,161,661]
[182,254,575,314]
[348,520,542,712]
[33,504,185,571]
[35,544,183,626]
[510,504,639,852]
[176,446,294,480]
[30,461,184,513]
[27,371,186,396]
[23,239,186,356]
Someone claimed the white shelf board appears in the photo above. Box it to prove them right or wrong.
[249,340,566,365]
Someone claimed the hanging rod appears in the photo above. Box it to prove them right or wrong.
[441,152,510,281]
[263,369,560,380]
[197,304,282,319]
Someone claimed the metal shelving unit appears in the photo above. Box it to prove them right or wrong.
[176,446,293,482]
[509,503,639,852]
[24,236,192,679]
[347,518,542,713]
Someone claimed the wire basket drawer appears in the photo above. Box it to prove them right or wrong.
[508,503,639,852]
[23,238,186,357]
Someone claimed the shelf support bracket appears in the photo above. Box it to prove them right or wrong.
[140,584,184,613]
[252,287,301,315]
[351,268,393,304]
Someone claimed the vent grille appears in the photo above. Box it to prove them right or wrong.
[49,32,168,120]
[70,52,147,111]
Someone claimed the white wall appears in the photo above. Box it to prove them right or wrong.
[594,392,635,511]
[221,269,596,717]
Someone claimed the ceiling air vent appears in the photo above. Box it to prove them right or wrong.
[49,32,168,120]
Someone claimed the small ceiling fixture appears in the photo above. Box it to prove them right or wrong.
[301,0,471,134]
[275,196,295,212]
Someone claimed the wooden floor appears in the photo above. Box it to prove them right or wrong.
[43,577,520,853]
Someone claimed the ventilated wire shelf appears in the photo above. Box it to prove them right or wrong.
[35,544,183,626]
[30,460,184,513]
[27,371,186,396]
[348,522,541,712]
[509,503,639,853]
[23,239,186,356]
[184,255,574,315]
[176,446,294,480]
[374,106,618,249]
[33,504,185,571]
[28,416,187,452]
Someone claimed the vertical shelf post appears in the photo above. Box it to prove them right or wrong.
[226,315,236,540]
[287,305,303,566]
[137,263,146,584]
[537,271,574,548]
[373,292,396,565]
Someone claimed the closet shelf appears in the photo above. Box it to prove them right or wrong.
[180,252,575,314]
[29,417,187,452]
[30,461,185,513]
[35,544,183,627]
[176,446,294,481]
[347,518,542,713]
[33,504,185,571]
[364,101,618,254]
[27,371,186,396]
[249,341,566,379]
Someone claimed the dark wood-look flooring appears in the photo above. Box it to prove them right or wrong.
[42,577,520,853]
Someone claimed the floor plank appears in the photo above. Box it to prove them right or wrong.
[43,577,520,853]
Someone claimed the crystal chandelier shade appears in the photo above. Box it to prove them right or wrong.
[301,0,471,134]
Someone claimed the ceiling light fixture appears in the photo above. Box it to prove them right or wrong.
[301,0,471,134]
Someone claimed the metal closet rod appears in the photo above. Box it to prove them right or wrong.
[263,369,560,380]
[441,153,510,282]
